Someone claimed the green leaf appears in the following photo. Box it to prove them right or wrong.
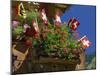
[12,26,23,35]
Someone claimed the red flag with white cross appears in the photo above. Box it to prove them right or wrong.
[54,11,62,26]
[32,19,39,33]
[40,9,48,25]
[78,35,92,49]
[68,18,80,31]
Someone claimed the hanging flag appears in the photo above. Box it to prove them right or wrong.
[40,9,48,25]
[18,3,26,19]
[32,19,39,33]
[24,20,39,37]
[78,35,92,49]
[68,18,80,31]
[54,11,62,26]
[24,28,37,37]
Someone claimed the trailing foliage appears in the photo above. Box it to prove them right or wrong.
[12,10,82,60]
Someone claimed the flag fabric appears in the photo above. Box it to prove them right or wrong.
[18,3,26,19]
[68,18,80,31]
[40,9,48,25]
[78,35,91,49]
[24,28,37,37]
[54,11,62,26]
[32,19,39,33]
[24,20,39,37]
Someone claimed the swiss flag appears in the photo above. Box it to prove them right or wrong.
[40,9,48,25]
[32,19,39,33]
[54,11,62,26]
[68,18,80,31]
[78,36,92,49]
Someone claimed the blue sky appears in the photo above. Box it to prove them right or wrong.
[61,5,96,55]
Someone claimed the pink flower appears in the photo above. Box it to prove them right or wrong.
[23,24,30,29]
[12,21,19,28]
[23,24,30,33]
